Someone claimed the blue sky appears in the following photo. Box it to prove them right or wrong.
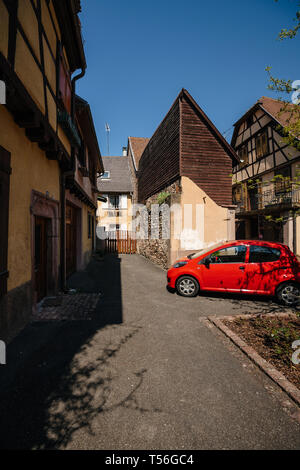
[77,0,299,156]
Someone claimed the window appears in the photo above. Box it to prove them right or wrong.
[249,245,281,263]
[58,53,72,114]
[233,185,242,203]
[238,145,248,166]
[101,171,110,179]
[246,116,253,128]
[108,195,119,209]
[274,167,291,194]
[256,131,268,158]
[78,137,86,167]
[205,245,247,264]
[109,224,120,231]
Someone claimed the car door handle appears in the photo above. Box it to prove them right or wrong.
[239,266,245,270]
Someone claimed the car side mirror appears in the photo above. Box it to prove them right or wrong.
[204,258,210,267]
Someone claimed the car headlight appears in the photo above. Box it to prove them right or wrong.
[173,261,188,268]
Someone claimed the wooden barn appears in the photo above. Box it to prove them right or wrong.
[134,88,239,266]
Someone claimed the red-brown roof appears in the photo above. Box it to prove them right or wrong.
[259,96,299,132]
[128,137,150,169]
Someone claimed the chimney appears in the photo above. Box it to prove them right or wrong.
[122,146,127,156]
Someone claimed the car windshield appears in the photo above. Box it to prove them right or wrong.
[187,242,227,259]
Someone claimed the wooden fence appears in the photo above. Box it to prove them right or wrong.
[104,231,137,254]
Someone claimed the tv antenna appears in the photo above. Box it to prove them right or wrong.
[105,122,110,155]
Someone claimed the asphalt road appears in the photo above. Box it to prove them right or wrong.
[0,253,299,449]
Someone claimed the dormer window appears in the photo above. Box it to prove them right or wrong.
[101,171,110,179]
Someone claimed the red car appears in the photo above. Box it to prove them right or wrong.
[167,240,300,306]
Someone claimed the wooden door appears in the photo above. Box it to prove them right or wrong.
[35,216,48,302]
[66,203,77,277]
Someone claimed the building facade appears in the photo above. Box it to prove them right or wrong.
[0,1,103,341]
[97,155,133,234]
[231,96,300,257]
[134,88,238,267]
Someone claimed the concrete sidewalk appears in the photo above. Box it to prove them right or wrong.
[0,254,299,449]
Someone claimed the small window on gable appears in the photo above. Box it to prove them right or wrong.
[256,130,268,158]
[246,115,253,128]
[238,145,248,167]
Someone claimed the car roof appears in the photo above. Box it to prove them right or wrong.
[225,240,288,249]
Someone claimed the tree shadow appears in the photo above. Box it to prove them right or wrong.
[0,254,160,449]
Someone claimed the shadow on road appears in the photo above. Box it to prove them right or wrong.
[0,254,149,449]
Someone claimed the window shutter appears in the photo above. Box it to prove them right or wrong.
[0,146,11,296]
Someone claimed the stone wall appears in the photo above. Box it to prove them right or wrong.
[137,180,181,269]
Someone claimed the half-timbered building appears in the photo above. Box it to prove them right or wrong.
[231,96,300,256]
[0,1,103,341]
[136,88,238,267]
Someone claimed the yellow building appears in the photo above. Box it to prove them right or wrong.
[0,1,103,341]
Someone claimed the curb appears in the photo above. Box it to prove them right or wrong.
[208,315,300,407]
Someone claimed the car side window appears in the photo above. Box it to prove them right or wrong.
[204,245,247,264]
[249,246,281,263]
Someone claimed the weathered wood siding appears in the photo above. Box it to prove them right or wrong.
[180,94,233,207]
[138,99,180,202]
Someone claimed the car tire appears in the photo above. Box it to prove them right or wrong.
[276,282,300,307]
[176,276,199,297]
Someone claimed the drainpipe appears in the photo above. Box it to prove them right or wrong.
[60,169,66,292]
[60,67,86,292]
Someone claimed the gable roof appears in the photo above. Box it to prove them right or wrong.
[232,96,299,146]
[128,137,150,170]
[180,89,239,163]
[138,88,239,170]
[97,156,133,193]
[137,88,238,205]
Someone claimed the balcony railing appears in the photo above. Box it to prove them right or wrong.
[101,208,128,218]
[260,186,300,208]
[234,184,300,213]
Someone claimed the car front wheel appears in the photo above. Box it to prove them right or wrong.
[176,276,199,297]
[276,282,300,307]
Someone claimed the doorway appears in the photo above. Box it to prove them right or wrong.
[66,202,78,277]
[34,216,48,302]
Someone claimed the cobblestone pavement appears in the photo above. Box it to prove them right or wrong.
[33,293,101,321]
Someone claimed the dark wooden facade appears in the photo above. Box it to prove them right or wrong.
[138,98,180,202]
[138,89,238,205]
[180,93,234,207]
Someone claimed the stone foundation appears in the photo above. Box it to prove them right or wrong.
[137,180,181,269]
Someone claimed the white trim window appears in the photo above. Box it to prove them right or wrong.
[100,171,110,179]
